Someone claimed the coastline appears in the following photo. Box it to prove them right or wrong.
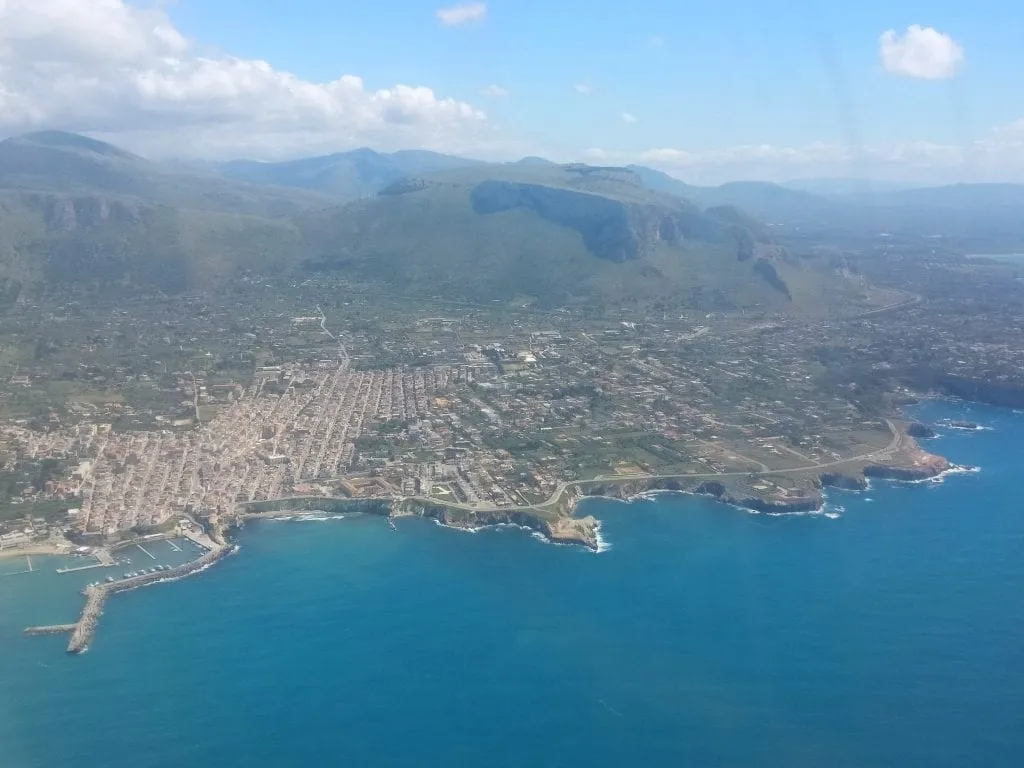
[19,415,965,654]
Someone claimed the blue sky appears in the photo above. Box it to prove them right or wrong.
[1,0,1022,182]
[167,1,1018,148]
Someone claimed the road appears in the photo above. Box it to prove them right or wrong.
[233,423,904,520]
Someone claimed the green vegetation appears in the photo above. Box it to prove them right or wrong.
[0,131,882,315]
[298,163,873,313]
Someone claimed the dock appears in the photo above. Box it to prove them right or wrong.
[55,548,115,574]
[23,624,77,636]
[183,530,216,551]
[166,540,182,552]
[136,543,157,560]
[56,562,106,574]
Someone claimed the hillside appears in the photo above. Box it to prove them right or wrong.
[0,132,318,299]
[0,131,336,218]
[296,164,870,313]
[0,132,882,312]
[0,190,302,301]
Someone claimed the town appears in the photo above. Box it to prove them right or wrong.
[5,249,1021,551]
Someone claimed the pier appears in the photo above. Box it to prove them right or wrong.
[56,549,115,574]
[136,543,157,560]
[1,554,36,577]
[56,562,106,574]
[183,530,216,551]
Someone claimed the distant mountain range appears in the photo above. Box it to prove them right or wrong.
[1,130,1020,310]
[0,131,335,217]
[214,148,486,200]
[295,163,855,311]
[209,144,1024,236]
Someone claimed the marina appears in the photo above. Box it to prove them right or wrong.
[64,540,231,654]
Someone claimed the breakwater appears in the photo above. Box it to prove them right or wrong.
[23,624,77,636]
[60,543,232,654]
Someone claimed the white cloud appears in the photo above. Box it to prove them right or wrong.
[879,25,964,80]
[573,126,1024,185]
[621,112,638,124]
[573,83,592,94]
[436,2,487,27]
[0,0,491,158]
[480,84,509,97]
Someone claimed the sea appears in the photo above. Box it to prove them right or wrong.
[1,399,1022,768]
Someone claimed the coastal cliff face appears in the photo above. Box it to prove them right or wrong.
[820,473,870,491]
[395,498,601,551]
[469,180,724,263]
[579,477,824,515]
[694,481,823,514]
[863,437,951,482]
[863,455,950,481]
[239,497,391,516]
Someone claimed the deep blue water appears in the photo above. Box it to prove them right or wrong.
[2,400,1023,768]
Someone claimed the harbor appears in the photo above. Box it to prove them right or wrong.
[12,523,228,654]
[64,535,229,654]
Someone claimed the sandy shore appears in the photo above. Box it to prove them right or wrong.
[0,543,71,560]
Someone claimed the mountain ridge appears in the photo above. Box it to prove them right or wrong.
[0,131,937,311]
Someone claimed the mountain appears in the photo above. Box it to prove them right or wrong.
[296,164,868,312]
[0,131,317,300]
[0,189,303,301]
[0,131,335,217]
[871,183,1024,210]
[512,156,559,167]
[0,132,879,312]
[782,178,919,196]
[626,165,1024,241]
[624,166,838,224]
[216,148,483,200]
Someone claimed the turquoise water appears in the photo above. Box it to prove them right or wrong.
[2,401,1023,768]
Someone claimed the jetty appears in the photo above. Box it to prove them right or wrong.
[23,624,77,636]
[62,542,231,654]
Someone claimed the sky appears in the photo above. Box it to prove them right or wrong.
[0,0,1022,183]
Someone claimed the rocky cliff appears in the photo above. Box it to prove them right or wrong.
[470,180,729,263]
[395,498,601,551]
